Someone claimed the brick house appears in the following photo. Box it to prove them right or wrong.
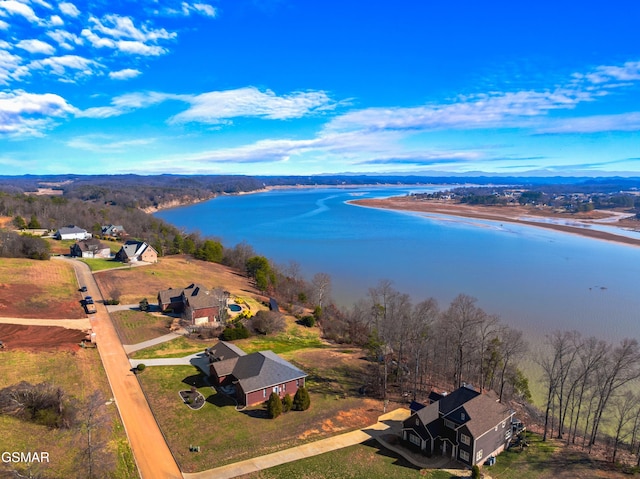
[207,341,307,407]
[157,284,228,326]
[401,385,516,467]
[115,240,158,263]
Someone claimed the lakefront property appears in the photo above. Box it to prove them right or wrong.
[402,385,517,467]
[206,341,307,407]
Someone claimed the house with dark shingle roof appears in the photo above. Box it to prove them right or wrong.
[207,341,307,407]
[115,240,158,263]
[402,385,516,466]
[157,283,228,326]
[70,238,111,258]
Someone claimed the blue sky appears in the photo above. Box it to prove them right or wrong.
[1,0,640,176]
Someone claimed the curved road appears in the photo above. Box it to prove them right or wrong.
[58,257,182,479]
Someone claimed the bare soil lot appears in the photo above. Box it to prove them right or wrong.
[95,255,260,304]
[0,323,86,351]
[111,309,172,344]
[0,258,84,319]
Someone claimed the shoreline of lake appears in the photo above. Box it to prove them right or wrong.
[350,197,640,249]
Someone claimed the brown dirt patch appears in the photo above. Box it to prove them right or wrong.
[0,323,87,351]
[94,254,261,304]
[0,283,83,319]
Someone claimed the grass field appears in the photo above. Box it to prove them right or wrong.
[238,440,456,479]
[0,258,84,318]
[94,255,261,305]
[129,335,207,358]
[111,309,172,344]
[80,257,126,272]
[0,349,137,479]
[137,364,382,473]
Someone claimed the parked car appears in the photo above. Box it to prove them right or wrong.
[85,296,94,304]
[80,286,87,292]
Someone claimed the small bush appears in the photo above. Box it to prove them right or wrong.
[104,299,120,305]
[267,392,282,419]
[136,363,146,373]
[471,465,481,479]
[299,315,315,327]
[293,386,310,411]
[282,393,293,413]
[139,298,150,311]
[220,323,250,341]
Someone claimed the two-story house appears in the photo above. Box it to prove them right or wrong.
[401,385,516,467]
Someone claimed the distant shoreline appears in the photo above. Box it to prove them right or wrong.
[351,197,640,248]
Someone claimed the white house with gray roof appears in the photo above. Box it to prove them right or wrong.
[55,225,91,240]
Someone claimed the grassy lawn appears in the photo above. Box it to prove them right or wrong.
[111,309,172,344]
[0,258,84,319]
[233,325,326,355]
[137,356,383,473]
[0,349,137,479]
[129,336,207,359]
[80,257,125,272]
[238,440,456,479]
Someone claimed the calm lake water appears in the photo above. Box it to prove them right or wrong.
[156,186,640,343]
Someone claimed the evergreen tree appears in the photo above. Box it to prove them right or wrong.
[293,386,310,411]
[267,392,282,419]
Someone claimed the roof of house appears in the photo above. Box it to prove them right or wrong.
[57,225,87,235]
[74,238,108,252]
[157,288,184,306]
[183,283,217,310]
[206,341,246,362]
[119,240,155,260]
[457,392,513,438]
[102,224,124,234]
[212,349,307,394]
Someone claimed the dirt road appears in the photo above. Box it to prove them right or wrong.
[59,257,182,479]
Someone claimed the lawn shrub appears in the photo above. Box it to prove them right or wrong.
[299,315,315,327]
[293,386,310,411]
[282,393,293,413]
[267,392,282,419]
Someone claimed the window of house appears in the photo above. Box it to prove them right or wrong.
[461,413,466,421]
[409,434,421,447]
[460,434,470,446]
[444,419,456,429]
[416,418,420,426]
[505,429,512,440]
[460,450,470,462]
[263,389,266,398]
[502,420,506,428]
[476,450,483,462]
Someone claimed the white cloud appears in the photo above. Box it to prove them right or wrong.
[82,14,175,56]
[585,61,640,85]
[48,14,63,26]
[0,0,41,23]
[109,68,141,80]
[0,18,8,29]
[180,2,216,17]
[536,112,640,134]
[77,91,181,118]
[0,89,76,137]
[16,39,56,55]
[58,1,79,18]
[170,87,339,124]
[0,49,21,84]
[47,29,83,50]
[67,134,155,152]
[89,14,176,42]
[116,40,166,56]
[27,54,102,80]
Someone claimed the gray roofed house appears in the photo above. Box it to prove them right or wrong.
[101,224,126,237]
[157,283,227,326]
[115,240,158,263]
[402,385,516,467]
[55,225,91,240]
[209,342,307,406]
[70,238,111,259]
